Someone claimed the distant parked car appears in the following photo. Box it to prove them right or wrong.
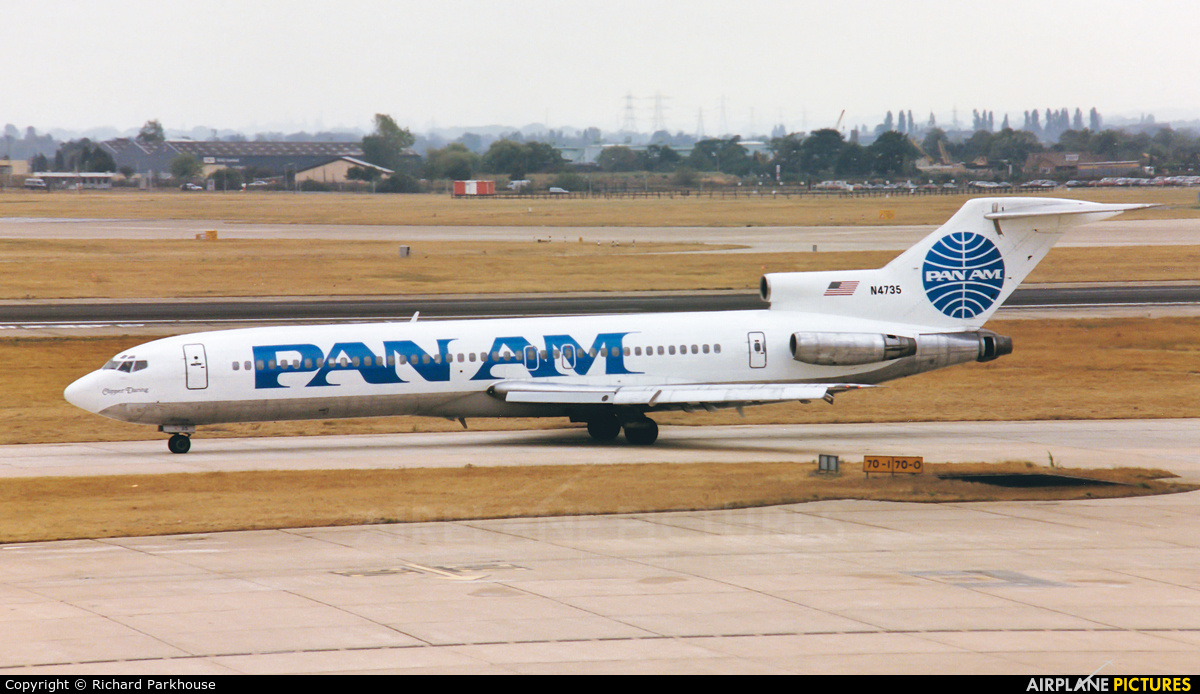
[180,182,203,191]
[548,187,569,194]
[23,177,47,190]
[247,180,269,187]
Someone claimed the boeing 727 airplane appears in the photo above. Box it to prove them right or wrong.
[65,197,1145,453]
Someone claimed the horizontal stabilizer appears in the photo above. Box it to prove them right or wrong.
[984,202,1152,221]
[490,381,872,408]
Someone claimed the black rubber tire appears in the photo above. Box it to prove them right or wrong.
[168,434,191,454]
[587,416,621,441]
[623,418,659,445]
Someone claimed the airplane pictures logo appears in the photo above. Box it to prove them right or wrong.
[922,232,1005,318]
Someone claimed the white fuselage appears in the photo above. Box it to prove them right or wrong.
[64,308,938,427]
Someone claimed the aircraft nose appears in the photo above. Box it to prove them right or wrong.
[64,372,103,414]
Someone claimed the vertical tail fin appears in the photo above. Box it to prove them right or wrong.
[762,197,1149,330]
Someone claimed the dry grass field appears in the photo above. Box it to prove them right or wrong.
[0,462,1190,544]
[3,239,1200,300]
[1,187,1196,228]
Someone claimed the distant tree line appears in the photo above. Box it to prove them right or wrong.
[15,104,1200,192]
[29,138,116,173]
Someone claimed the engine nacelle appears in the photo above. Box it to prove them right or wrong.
[914,330,1013,367]
[789,330,1012,369]
[790,332,918,366]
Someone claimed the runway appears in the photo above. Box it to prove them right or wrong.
[1,420,1198,674]
[4,283,1200,328]
[3,216,1199,251]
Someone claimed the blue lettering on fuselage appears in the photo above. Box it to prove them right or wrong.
[544,333,635,377]
[468,333,635,381]
[252,343,325,389]
[383,339,455,383]
[251,333,637,389]
[306,342,406,387]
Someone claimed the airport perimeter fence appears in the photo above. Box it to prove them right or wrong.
[451,186,1048,200]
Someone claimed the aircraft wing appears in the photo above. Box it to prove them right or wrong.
[489,381,872,408]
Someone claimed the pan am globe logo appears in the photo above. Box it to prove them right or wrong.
[922,232,1005,318]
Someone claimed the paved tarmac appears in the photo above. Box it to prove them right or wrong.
[3,217,1198,252]
[3,419,1199,481]
[1,420,1198,674]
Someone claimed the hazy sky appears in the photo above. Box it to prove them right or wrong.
[7,0,1198,135]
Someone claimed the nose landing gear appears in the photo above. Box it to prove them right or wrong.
[160,424,196,454]
[167,434,191,454]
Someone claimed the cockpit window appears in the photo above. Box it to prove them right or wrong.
[132,360,148,372]
[117,362,133,372]
[103,361,120,370]
[107,359,149,373]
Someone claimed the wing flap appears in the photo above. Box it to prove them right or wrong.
[491,381,872,407]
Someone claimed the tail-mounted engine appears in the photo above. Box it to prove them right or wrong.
[790,332,917,366]
[789,330,1011,367]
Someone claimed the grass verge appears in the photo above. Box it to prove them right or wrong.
[1,187,1196,228]
[3,239,1200,299]
[0,461,1191,544]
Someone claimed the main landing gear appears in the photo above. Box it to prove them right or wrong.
[586,415,659,446]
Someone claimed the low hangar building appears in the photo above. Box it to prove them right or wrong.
[102,139,410,183]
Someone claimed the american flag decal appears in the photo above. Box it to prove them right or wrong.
[824,280,859,296]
